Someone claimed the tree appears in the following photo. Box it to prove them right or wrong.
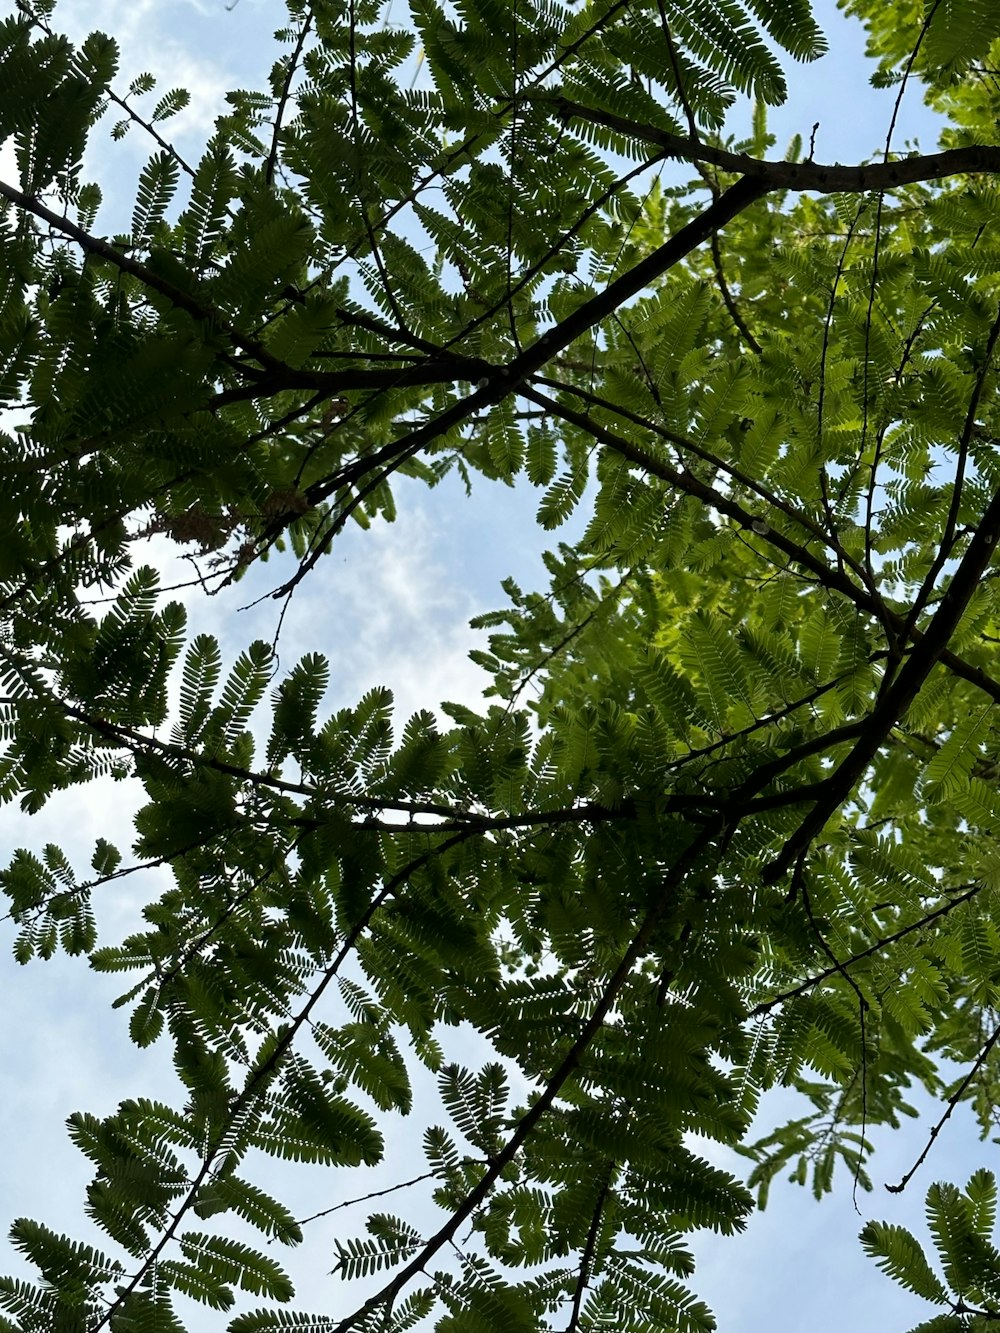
[5,0,1000,1327]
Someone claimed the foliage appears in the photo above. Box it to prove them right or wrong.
[4,0,1000,1329]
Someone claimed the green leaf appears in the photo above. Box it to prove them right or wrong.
[860,1221,950,1304]
[178,1232,295,1302]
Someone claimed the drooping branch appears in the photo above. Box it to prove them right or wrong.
[531,373,877,594]
[50,690,625,831]
[521,384,878,607]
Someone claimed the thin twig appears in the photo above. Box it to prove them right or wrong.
[887,1014,1000,1193]
[748,883,981,1017]
[266,7,314,186]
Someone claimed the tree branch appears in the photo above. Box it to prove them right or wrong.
[548,98,1000,192]
[748,883,981,1018]
[887,1013,1000,1193]
[331,821,723,1331]
[0,177,282,371]
[521,384,1000,718]
[762,479,1000,883]
[566,1169,613,1333]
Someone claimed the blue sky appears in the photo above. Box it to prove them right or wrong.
[0,1,984,1331]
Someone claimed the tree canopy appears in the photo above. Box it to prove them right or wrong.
[6,0,1000,1328]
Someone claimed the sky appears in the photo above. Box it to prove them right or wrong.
[0,1,987,1331]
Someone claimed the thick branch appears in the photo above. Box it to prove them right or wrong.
[763,481,1000,883]
[209,354,494,405]
[281,177,769,591]
[549,98,1000,192]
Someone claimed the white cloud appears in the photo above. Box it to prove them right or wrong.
[278,500,492,725]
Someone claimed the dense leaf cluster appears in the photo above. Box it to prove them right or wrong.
[5,0,1000,1328]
